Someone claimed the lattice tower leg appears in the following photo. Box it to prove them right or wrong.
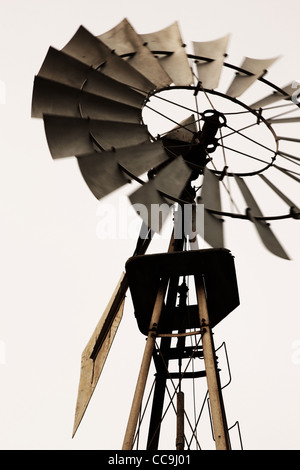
[195,275,231,450]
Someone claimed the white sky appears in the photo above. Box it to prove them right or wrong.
[0,0,299,450]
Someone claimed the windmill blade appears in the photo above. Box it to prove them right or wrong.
[234,175,290,259]
[226,56,278,98]
[259,174,300,215]
[161,115,199,160]
[129,156,193,233]
[277,136,300,143]
[267,117,300,124]
[277,151,300,162]
[32,76,142,123]
[62,25,155,94]
[43,115,149,158]
[140,22,194,86]
[163,114,198,142]
[198,168,224,248]
[37,46,146,109]
[98,18,171,88]
[192,34,230,90]
[274,164,300,183]
[250,83,295,109]
[78,141,171,200]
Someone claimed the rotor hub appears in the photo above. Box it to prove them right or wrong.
[143,86,278,177]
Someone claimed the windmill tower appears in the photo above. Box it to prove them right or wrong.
[32,19,300,450]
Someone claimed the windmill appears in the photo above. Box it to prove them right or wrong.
[31,19,300,450]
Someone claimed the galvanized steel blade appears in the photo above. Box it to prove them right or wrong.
[98,18,171,89]
[250,83,295,109]
[274,164,300,183]
[37,46,146,109]
[226,56,278,98]
[267,117,300,124]
[258,174,300,215]
[62,25,156,94]
[199,168,224,248]
[140,22,194,86]
[77,141,171,200]
[32,76,142,123]
[278,136,300,143]
[193,34,230,90]
[129,156,193,233]
[162,114,198,143]
[129,179,172,233]
[277,151,300,162]
[234,175,290,259]
[43,115,149,158]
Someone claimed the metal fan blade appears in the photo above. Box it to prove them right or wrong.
[267,117,300,124]
[43,115,149,158]
[192,34,230,90]
[163,114,198,142]
[129,156,193,232]
[277,151,300,162]
[161,115,198,160]
[250,83,295,109]
[226,56,278,98]
[32,76,142,123]
[274,165,300,183]
[62,25,155,94]
[259,174,300,216]
[98,18,171,88]
[72,272,127,438]
[198,168,224,248]
[116,140,170,176]
[278,136,300,143]
[140,22,194,86]
[78,141,170,200]
[234,175,290,259]
[37,47,146,109]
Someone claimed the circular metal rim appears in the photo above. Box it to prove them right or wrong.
[140,54,299,222]
[146,84,279,177]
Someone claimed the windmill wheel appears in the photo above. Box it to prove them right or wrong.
[32,19,300,259]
